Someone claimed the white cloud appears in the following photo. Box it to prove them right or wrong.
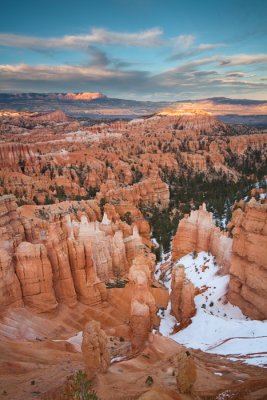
[0,63,127,80]
[219,54,267,66]
[0,28,164,49]
[171,34,196,49]
[198,43,225,51]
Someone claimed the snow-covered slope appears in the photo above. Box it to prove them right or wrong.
[156,251,267,368]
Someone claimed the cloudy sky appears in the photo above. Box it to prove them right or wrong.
[0,0,267,100]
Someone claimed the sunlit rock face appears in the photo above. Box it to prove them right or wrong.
[15,242,58,312]
[98,174,170,211]
[172,203,232,272]
[45,218,78,307]
[59,92,106,101]
[174,350,197,394]
[227,199,267,320]
[0,248,23,309]
[0,195,24,309]
[170,265,196,326]
[0,143,35,168]
[0,193,147,312]
[129,252,157,352]
[172,199,267,321]
[81,320,110,379]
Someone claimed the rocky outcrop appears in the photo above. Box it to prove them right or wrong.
[174,350,197,394]
[15,242,58,312]
[227,200,267,319]
[99,175,170,210]
[157,110,227,134]
[0,248,23,309]
[129,252,157,351]
[0,194,25,246]
[46,219,78,307]
[170,265,196,327]
[172,203,232,272]
[0,194,146,312]
[0,195,24,309]
[81,320,110,379]
[60,92,106,101]
[0,143,35,168]
[32,110,72,124]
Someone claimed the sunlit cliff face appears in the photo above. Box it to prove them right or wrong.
[159,100,267,116]
[157,108,212,116]
[59,92,106,101]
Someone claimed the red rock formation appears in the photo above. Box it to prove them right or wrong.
[170,265,196,326]
[0,194,25,246]
[0,195,24,309]
[174,350,197,394]
[15,242,58,312]
[172,203,232,272]
[227,199,267,319]
[81,320,110,379]
[0,193,148,312]
[46,218,78,307]
[60,92,106,101]
[0,248,23,309]
[32,110,72,124]
[129,252,157,351]
[0,143,35,168]
[98,175,169,210]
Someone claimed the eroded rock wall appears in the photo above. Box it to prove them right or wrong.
[129,252,157,351]
[172,203,232,272]
[170,265,196,326]
[227,200,267,319]
[0,195,145,313]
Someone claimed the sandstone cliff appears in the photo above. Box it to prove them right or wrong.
[15,242,58,312]
[0,195,24,309]
[81,320,110,379]
[172,203,232,272]
[170,265,196,327]
[0,195,146,313]
[227,199,267,319]
[129,252,157,351]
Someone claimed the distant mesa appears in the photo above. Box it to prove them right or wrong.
[58,92,107,101]
[157,108,212,116]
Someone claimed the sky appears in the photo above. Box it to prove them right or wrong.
[0,0,267,100]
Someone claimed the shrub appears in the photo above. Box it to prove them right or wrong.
[121,211,132,225]
[145,376,154,387]
[63,370,101,400]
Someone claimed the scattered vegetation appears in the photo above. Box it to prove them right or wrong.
[63,370,101,400]
[121,211,132,225]
[145,376,154,386]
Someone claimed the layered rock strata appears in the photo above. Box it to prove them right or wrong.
[129,252,157,351]
[227,199,267,319]
[15,242,58,312]
[0,195,144,312]
[172,203,232,272]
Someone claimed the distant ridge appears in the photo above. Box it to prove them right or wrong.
[0,93,266,126]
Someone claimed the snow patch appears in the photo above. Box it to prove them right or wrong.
[157,251,267,368]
